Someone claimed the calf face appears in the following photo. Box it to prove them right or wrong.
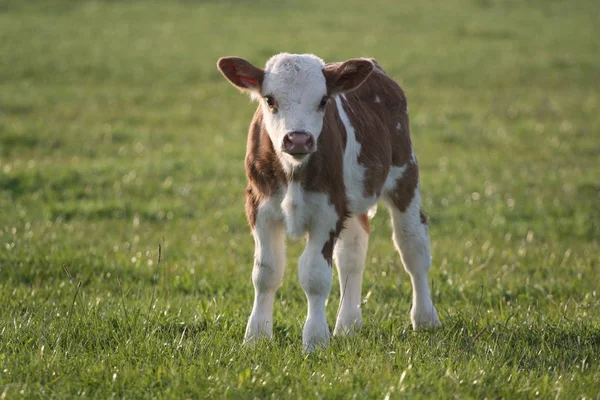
[218,54,373,167]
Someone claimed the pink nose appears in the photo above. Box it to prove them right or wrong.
[282,132,315,155]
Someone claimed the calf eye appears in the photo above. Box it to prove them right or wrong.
[318,96,328,110]
[264,95,277,112]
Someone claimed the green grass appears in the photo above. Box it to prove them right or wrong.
[1,0,599,398]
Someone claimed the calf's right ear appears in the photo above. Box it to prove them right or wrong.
[217,57,264,94]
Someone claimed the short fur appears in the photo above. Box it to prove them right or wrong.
[217,53,441,352]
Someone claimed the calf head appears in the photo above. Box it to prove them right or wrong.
[217,53,374,165]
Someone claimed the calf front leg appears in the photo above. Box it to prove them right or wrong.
[244,204,286,343]
[299,230,335,353]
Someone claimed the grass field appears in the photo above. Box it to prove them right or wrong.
[1,0,599,398]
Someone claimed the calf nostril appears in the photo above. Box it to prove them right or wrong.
[283,134,294,147]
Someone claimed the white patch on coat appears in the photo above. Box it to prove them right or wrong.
[374,95,381,103]
[260,53,328,170]
[335,96,378,215]
[307,192,340,236]
[396,121,402,131]
[281,182,306,238]
[281,182,339,239]
[341,94,354,114]
[383,164,408,194]
[256,189,285,225]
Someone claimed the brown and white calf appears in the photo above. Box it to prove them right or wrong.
[217,53,440,352]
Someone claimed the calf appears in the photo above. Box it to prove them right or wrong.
[217,53,440,352]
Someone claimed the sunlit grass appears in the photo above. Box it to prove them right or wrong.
[0,0,599,398]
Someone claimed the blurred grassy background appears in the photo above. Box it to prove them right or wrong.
[0,0,599,398]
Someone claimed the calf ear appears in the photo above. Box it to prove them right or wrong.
[323,59,374,95]
[217,57,264,93]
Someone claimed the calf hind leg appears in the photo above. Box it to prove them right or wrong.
[333,214,369,336]
[386,189,440,329]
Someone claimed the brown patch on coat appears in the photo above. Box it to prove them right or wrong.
[392,112,414,167]
[321,218,347,266]
[357,214,370,234]
[286,101,349,217]
[245,108,285,227]
[386,161,419,212]
[367,60,414,168]
[325,59,416,201]
[337,95,390,198]
[289,101,350,265]
[292,100,347,204]
[245,186,260,229]
[346,60,419,210]
[321,230,336,265]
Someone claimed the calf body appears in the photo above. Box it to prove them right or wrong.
[217,53,440,351]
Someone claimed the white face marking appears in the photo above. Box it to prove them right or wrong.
[260,54,328,167]
[396,121,402,131]
[335,96,378,215]
[375,95,381,103]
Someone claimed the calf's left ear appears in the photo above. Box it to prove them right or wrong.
[217,57,264,93]
[323,58,374,95]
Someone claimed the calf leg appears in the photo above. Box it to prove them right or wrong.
[244,206,286,343]
[333,215,369,336]
[299,230,336,352]
[386,188,440,329]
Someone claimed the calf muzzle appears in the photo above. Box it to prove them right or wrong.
[282,131,315,155]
